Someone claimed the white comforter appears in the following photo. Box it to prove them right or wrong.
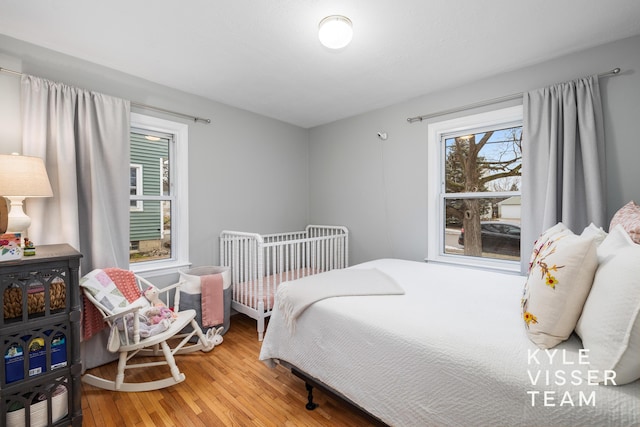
[259,258,640,427]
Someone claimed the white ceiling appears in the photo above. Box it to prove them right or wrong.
[1,1,640,128]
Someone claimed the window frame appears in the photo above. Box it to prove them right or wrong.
[426,105,523,272]
[129,113,190,278]
[129,163,143,212]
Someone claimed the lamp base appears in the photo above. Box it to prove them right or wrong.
[6,196,30,246]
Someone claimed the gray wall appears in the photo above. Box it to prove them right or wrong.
[2,34,638,274]
[309,34,640,265]
[0,35,310,285]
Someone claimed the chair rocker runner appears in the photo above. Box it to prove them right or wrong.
[80,268,223,392]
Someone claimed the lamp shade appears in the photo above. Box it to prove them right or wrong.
[318,15,353,49]
[0,154,53,197]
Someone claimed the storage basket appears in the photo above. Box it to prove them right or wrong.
[179,266,231,336]
[3,280,66,319]
[5,384,68,427]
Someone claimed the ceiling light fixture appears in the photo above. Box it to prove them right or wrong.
[318,15,353,49]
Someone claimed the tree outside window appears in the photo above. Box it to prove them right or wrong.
[444,126,522,259]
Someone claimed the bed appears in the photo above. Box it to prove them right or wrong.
[219,225,348,340]
[259,258,640,427]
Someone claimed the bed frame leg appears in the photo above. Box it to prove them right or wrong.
[304,382,319,410]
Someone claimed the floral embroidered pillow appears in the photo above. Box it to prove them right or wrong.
[526,222,568,272]
[521,225,599,349]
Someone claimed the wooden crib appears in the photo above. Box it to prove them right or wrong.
[219,225,349,340]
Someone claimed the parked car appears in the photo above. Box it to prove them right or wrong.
[458,221,521,256]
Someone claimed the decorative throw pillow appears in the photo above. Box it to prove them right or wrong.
[609,200,640,244]
[575,225,640,385]
[521,224,599,349]
[526,222,568,273]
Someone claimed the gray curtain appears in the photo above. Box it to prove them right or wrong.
[21,75,131,370]
[21,75,131,272]
[521,75,606,272]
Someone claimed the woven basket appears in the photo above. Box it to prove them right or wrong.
[6,385,68,427]
[3,281,66,319]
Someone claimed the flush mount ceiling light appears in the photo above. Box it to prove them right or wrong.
[318,15,353,49]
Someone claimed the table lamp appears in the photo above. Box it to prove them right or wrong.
[0,153,53,243]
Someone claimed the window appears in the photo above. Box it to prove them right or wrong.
[427,106,523,271]
[129,113,189,277]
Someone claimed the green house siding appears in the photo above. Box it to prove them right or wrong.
[130,132,169,242]
[131,201,162,241]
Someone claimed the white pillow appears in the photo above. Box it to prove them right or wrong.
[581,223,608,247]
[575,225,640,385]
[521,224,599,349]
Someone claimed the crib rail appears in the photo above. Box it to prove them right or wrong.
[219,226,349,315]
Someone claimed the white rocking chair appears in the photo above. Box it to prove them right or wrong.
[80,268,222,392]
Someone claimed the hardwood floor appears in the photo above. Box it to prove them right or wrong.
[81,314,378,426]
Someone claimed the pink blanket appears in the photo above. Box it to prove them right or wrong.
[201,273,224,327]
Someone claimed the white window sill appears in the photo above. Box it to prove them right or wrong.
[424,256,524,276]
[130,259,192,279]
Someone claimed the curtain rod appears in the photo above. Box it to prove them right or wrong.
[0,66,211,124]
[406,67,621,123]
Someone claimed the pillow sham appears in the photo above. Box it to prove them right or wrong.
[521,224,599,349]
[609,200,640,244]
[575,225,640,385]
[580,222,608,246]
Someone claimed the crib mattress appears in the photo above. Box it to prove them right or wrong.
[233,267,317,311]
